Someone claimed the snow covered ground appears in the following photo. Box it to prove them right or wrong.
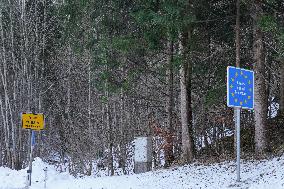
[0,155,284,189]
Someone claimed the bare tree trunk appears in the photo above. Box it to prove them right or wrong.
[38,0,47,158]
[179,30,194,163]
[0,123,1,166]
[280,62,284,116]
[252,1,267,155]
[0,10,12,168]
[235,0,241,68]
[66,45,71,117]
[119,60,127,174]
[106,91,114,176]
[234,0,241,155]
[279,10,284,117]
[19,0,28,168]
[104,68,114,175]
[87,51,94,170]
[8,0,18,170]
[0,97,10,167]
[165,40,174,167]
[119,88,127,174]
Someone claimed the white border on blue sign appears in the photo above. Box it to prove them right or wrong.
[227,66,254,110]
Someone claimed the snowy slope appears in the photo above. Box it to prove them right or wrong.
[0,155,284,189]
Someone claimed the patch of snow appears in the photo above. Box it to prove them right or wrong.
[268,97,279,118]
[0,155,284,189]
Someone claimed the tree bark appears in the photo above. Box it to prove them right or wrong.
[165,40,174,167]
[105,66,114,176]
[0,10,12,168]
[234,0,241,156]
[235,0,241,68]
[279,6,284,117]
[8,0,17,169]
[179,30,194,163]
[280,62,284,116]
[252,1,267,155]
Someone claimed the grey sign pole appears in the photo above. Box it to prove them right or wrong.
[44,167,48,189]
[27,130,33,187]
[236,107,241,182]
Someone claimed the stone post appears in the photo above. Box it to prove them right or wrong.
[134,137,152,173]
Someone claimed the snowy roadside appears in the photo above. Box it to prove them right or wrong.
[0,155,284,189]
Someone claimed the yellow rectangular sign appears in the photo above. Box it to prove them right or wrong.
[22,113,44,130]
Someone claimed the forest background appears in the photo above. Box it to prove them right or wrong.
[0,0,284,176]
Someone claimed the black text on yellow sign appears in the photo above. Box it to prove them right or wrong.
[22,113,44,130]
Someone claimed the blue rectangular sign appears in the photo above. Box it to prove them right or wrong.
[227,66,254,109]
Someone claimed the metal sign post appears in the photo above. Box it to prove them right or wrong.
[236,107,241,182]
[227,66,254,182]
[27,130,35,187]
[43,167,48,189]
[28,130,33,186]
[22,112,45,187]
